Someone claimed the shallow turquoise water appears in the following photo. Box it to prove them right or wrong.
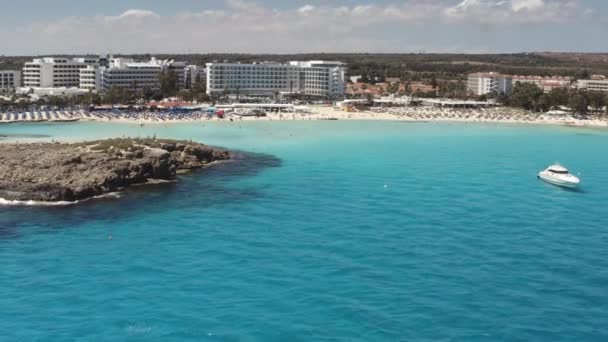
[1,121,607,341]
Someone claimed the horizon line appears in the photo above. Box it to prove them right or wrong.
[3,51,608,57]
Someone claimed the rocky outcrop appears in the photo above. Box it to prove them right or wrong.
[0,138,230,202]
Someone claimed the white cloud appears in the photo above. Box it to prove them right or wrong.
[112,9,160,20]
[0,0,597,55]
[444,0,587,24]
[297,5,315,15]
[511,0,545,11]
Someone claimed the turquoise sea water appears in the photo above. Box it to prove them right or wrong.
[1,121,607,341]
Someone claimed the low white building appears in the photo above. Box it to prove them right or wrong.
[0,70,21,94]
[467,72,513,96]
[206,60,346,98]
[512,75,572,93]
[577,79,608,93]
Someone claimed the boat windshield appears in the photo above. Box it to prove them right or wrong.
[549,169,569,174]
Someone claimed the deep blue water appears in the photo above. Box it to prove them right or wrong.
[1,121,607,341]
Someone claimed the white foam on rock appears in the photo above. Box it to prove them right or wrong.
[0,192,121,207]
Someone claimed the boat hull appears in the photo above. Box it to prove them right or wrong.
[538,172,579,188]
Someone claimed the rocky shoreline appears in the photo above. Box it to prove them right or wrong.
[0,138,230,202]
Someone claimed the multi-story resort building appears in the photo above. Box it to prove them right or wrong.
[290,61,346,97]
[0,70,21,94]
[541,79,573,93]
[511,75,544,88]
[79,58,187,93]
[468,72,576,96]
[22,56,190,94]
[577,79,608,93]
[184,65,205,89]
[96,58,186,93]
[22,57,99,88]
[512,75,572,93]
[22,56,346,98]
[206,61,346,98]
[467,72,513,96]
[79,66,102,92]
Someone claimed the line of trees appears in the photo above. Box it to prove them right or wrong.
[496,83,608,115]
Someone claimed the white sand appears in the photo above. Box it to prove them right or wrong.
[1,106,607,128]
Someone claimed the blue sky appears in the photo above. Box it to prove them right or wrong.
[1,0,606,55]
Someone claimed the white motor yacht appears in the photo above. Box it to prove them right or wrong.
[538,164,580,188]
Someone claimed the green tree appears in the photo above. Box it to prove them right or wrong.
[538,94,551,112]
[508,82,544,111]
[81,90,102,107]
[222,87,230,101]
[547,87,569,108]
[430,77,439,89]
[103,86,136,105]
[158,69,178,98]
[587,91,607,112]
[575,69,590,80]
[387,82,399,94]
[485,91,498,100]
[568,90,589,115]
[178,89,193,101]
[143,87,155,101]
[191,73,206,95]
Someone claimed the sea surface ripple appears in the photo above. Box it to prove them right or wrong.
[0,121,607,341]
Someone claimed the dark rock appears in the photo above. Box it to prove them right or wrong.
[0,139,230,202]
[160,143,176,152]
[121,151,135,159]
[143,147,171,160]
[62,155,82,165]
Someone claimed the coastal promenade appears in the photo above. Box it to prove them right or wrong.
[1,106,607,128]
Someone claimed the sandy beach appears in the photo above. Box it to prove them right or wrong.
[1,106,607,128]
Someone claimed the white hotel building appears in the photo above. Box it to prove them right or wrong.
[469,72,575,96]
[23,56,190,94]
[577,79,608,93]
[97,58,186,93]
[206,61,346,98]
[512,75,573,93]
[79,66,102,92]
[0,70,21,94]
[22,57,99,88]
[467,72,513,96]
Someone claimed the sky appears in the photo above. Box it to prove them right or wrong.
[1,0,607,55]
